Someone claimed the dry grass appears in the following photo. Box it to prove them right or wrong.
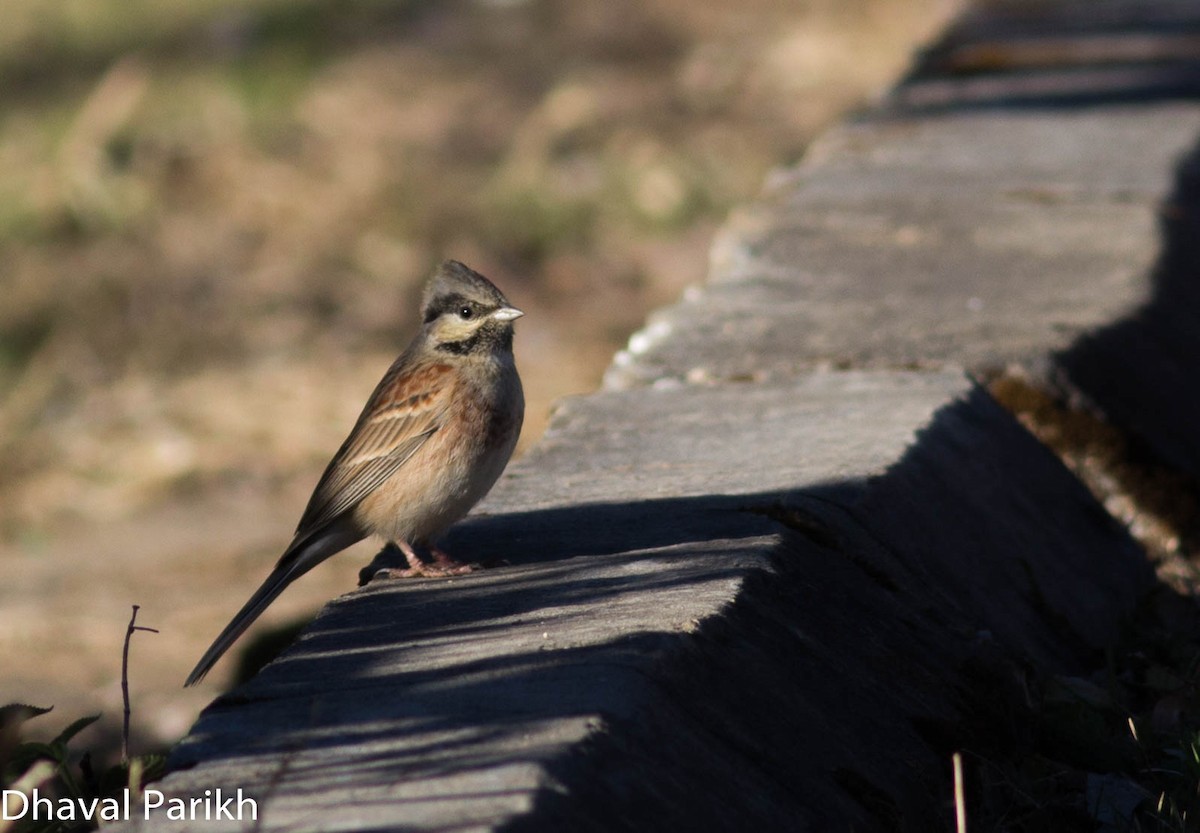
[989,371,1200,592]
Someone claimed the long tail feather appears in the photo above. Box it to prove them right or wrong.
[184,524,362,687]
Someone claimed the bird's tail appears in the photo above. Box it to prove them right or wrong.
[184,523,363,687]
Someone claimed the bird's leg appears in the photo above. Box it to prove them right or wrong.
[398,540,428,572]
[366,540,478,581]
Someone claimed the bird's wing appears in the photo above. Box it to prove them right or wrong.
[295,360,456,535]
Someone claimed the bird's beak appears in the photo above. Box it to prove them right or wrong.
[492,306,524,322]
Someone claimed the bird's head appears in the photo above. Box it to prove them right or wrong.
[420,261,523,355]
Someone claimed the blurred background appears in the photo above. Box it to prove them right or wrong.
[0,0,956,756]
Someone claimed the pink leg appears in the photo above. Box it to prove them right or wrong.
[368,541,478,580]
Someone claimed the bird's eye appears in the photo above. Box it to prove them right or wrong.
[458,306,474,320]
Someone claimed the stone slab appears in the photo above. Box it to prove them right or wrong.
[127,371,1150,832]
[605,104,1200,389]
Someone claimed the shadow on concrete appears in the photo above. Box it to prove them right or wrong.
[169,385,1154,832]
[1057,134,1200,485]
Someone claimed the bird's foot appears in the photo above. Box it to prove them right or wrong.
[359,542,491,584]
[369,562,477,580]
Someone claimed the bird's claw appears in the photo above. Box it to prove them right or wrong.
[368,562,481,582]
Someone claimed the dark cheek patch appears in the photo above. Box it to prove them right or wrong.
[436,333,482,355]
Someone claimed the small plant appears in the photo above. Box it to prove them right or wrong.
[0,706,166,833]
[0,607,166,833]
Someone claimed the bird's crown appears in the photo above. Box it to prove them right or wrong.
[422,260,510,316]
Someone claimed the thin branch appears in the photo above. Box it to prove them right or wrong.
[953,751,967,833]
[122,604,159,766]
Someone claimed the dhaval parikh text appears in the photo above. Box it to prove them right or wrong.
[3,788,258,823]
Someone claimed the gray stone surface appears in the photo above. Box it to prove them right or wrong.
[127,1,1200,830]
[605,105,1200,389]
[137,373,1148,832]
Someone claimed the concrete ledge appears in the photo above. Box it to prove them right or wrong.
[147,372,1150,832]
[604,104,1200,388]
[504,385,1150,833]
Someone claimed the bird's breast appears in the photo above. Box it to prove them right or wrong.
[353,355,523,545]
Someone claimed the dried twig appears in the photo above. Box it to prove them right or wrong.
[122,605,159,766]
[953,751,967,833]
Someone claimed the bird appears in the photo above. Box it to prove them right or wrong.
[185,260,525,686]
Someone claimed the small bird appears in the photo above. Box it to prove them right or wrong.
[185,260,524,686]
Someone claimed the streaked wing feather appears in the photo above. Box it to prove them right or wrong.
[300,428,436,531]
[296,361,454,535]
